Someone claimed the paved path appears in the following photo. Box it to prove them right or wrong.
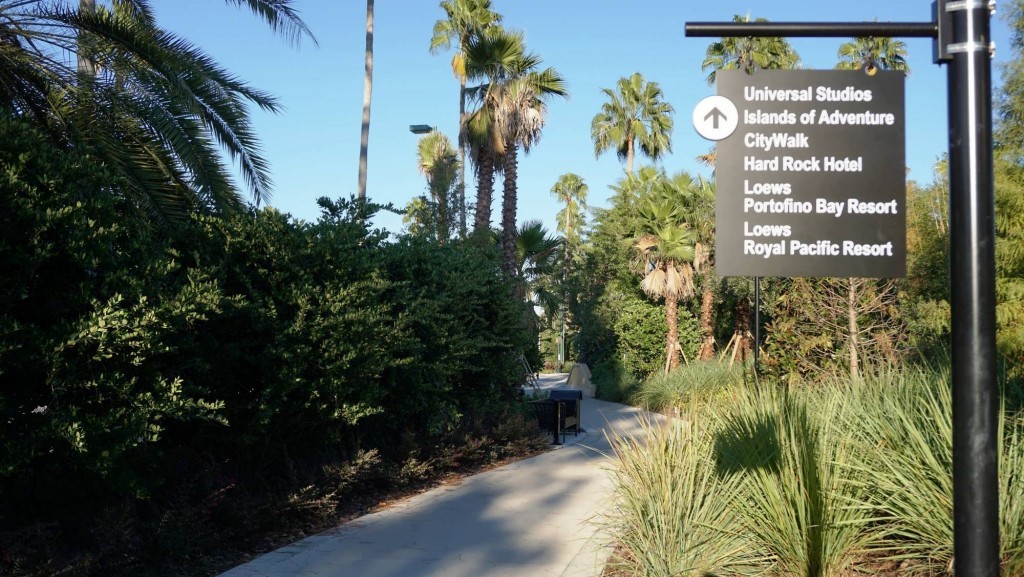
[220,373,650,577]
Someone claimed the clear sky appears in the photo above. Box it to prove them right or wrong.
[154,1,1013,236]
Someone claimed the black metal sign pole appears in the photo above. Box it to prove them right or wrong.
[686,3,1000,574]
[945,2,1000,576]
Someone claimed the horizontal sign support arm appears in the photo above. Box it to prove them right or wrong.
[684,22,937,38]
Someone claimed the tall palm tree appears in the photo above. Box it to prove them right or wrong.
[836,35,910,73]
[0,0,315,225]
[701,14,800,85]
[671,173,717,360]
[702,16,798,362]
[633,190,697,372]
[430,0,501,237]
[464,26,567,274]
[464,26,522,235]
[549,172,587,361]
[416,130,458,241]
[357,0,373,200]
[497,70,566,275]
[591,73,674,174]
[550,172,588,261]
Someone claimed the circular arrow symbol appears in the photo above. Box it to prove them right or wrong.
[692,95,738,141]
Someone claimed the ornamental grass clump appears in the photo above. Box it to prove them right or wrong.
[846,369,955,572]
[1002,411,1024,575]
[631,361,743,414]
[714,386,877,577]
[605,414,763,577]
[606,368,1024,576]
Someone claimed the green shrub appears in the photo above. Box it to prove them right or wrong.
[847,369,954,572]
[1001,412,1024,575]
[612,296,700,380]
[592,356,640,403]
[850,368,1024,574]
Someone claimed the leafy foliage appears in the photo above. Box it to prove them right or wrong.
[0,0,315,226]
[0,113,536,573]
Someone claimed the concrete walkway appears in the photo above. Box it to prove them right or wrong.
[220,373,650,577]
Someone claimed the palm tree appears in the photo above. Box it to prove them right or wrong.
[671,173,717,360]
[836,35,910,73]
[633,187,697,372]
[416,130,459,241]
[464,26,522,235]
[430,0,502,237]
[550,173,588,261]
[591,73,674,174]
[464,26,567,275]
[549,173,587,363]
[701,14,800,85]
[515,219,562,315]
[497,70,566,275]
[0,0,316,225]
[357,0,373,201]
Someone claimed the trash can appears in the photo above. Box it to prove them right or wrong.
[530,398,564,445]
[530,389,583,444]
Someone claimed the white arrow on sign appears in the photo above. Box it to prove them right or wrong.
[692,95,738,141]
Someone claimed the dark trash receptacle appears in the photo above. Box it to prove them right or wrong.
[531,389,583,444]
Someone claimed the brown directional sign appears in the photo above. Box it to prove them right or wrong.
[707,69,906,278]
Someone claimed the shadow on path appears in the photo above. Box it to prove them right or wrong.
[221,376,650,577]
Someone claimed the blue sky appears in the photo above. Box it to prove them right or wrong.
[154,1,1013,235]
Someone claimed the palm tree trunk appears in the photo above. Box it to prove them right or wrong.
[627,137,634,174]
[501,146,519,276]
[734,297,752,361]
[77,0,97,80]
[357,0,374,200]
[666,292,680,371]
[457,79,467,238]
[698,287,715,360]
[474,151,494,234]
[432,179,449,243]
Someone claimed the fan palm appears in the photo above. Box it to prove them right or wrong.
[634,188,697,372]
[464,26,567,275]
[591,72,674,174]
[515,219,562,319]
[0,0,315,226]
[430,0,501,236]
[836,35,910,73]
[671,173,717,360]
[497,70,566,275]
[416,129,459,241]
[464,26,524,235]
[550,172,588,260]
[549,172,587,355]
[701,14,800,85]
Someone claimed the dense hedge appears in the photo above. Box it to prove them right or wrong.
[0,114,533,533]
